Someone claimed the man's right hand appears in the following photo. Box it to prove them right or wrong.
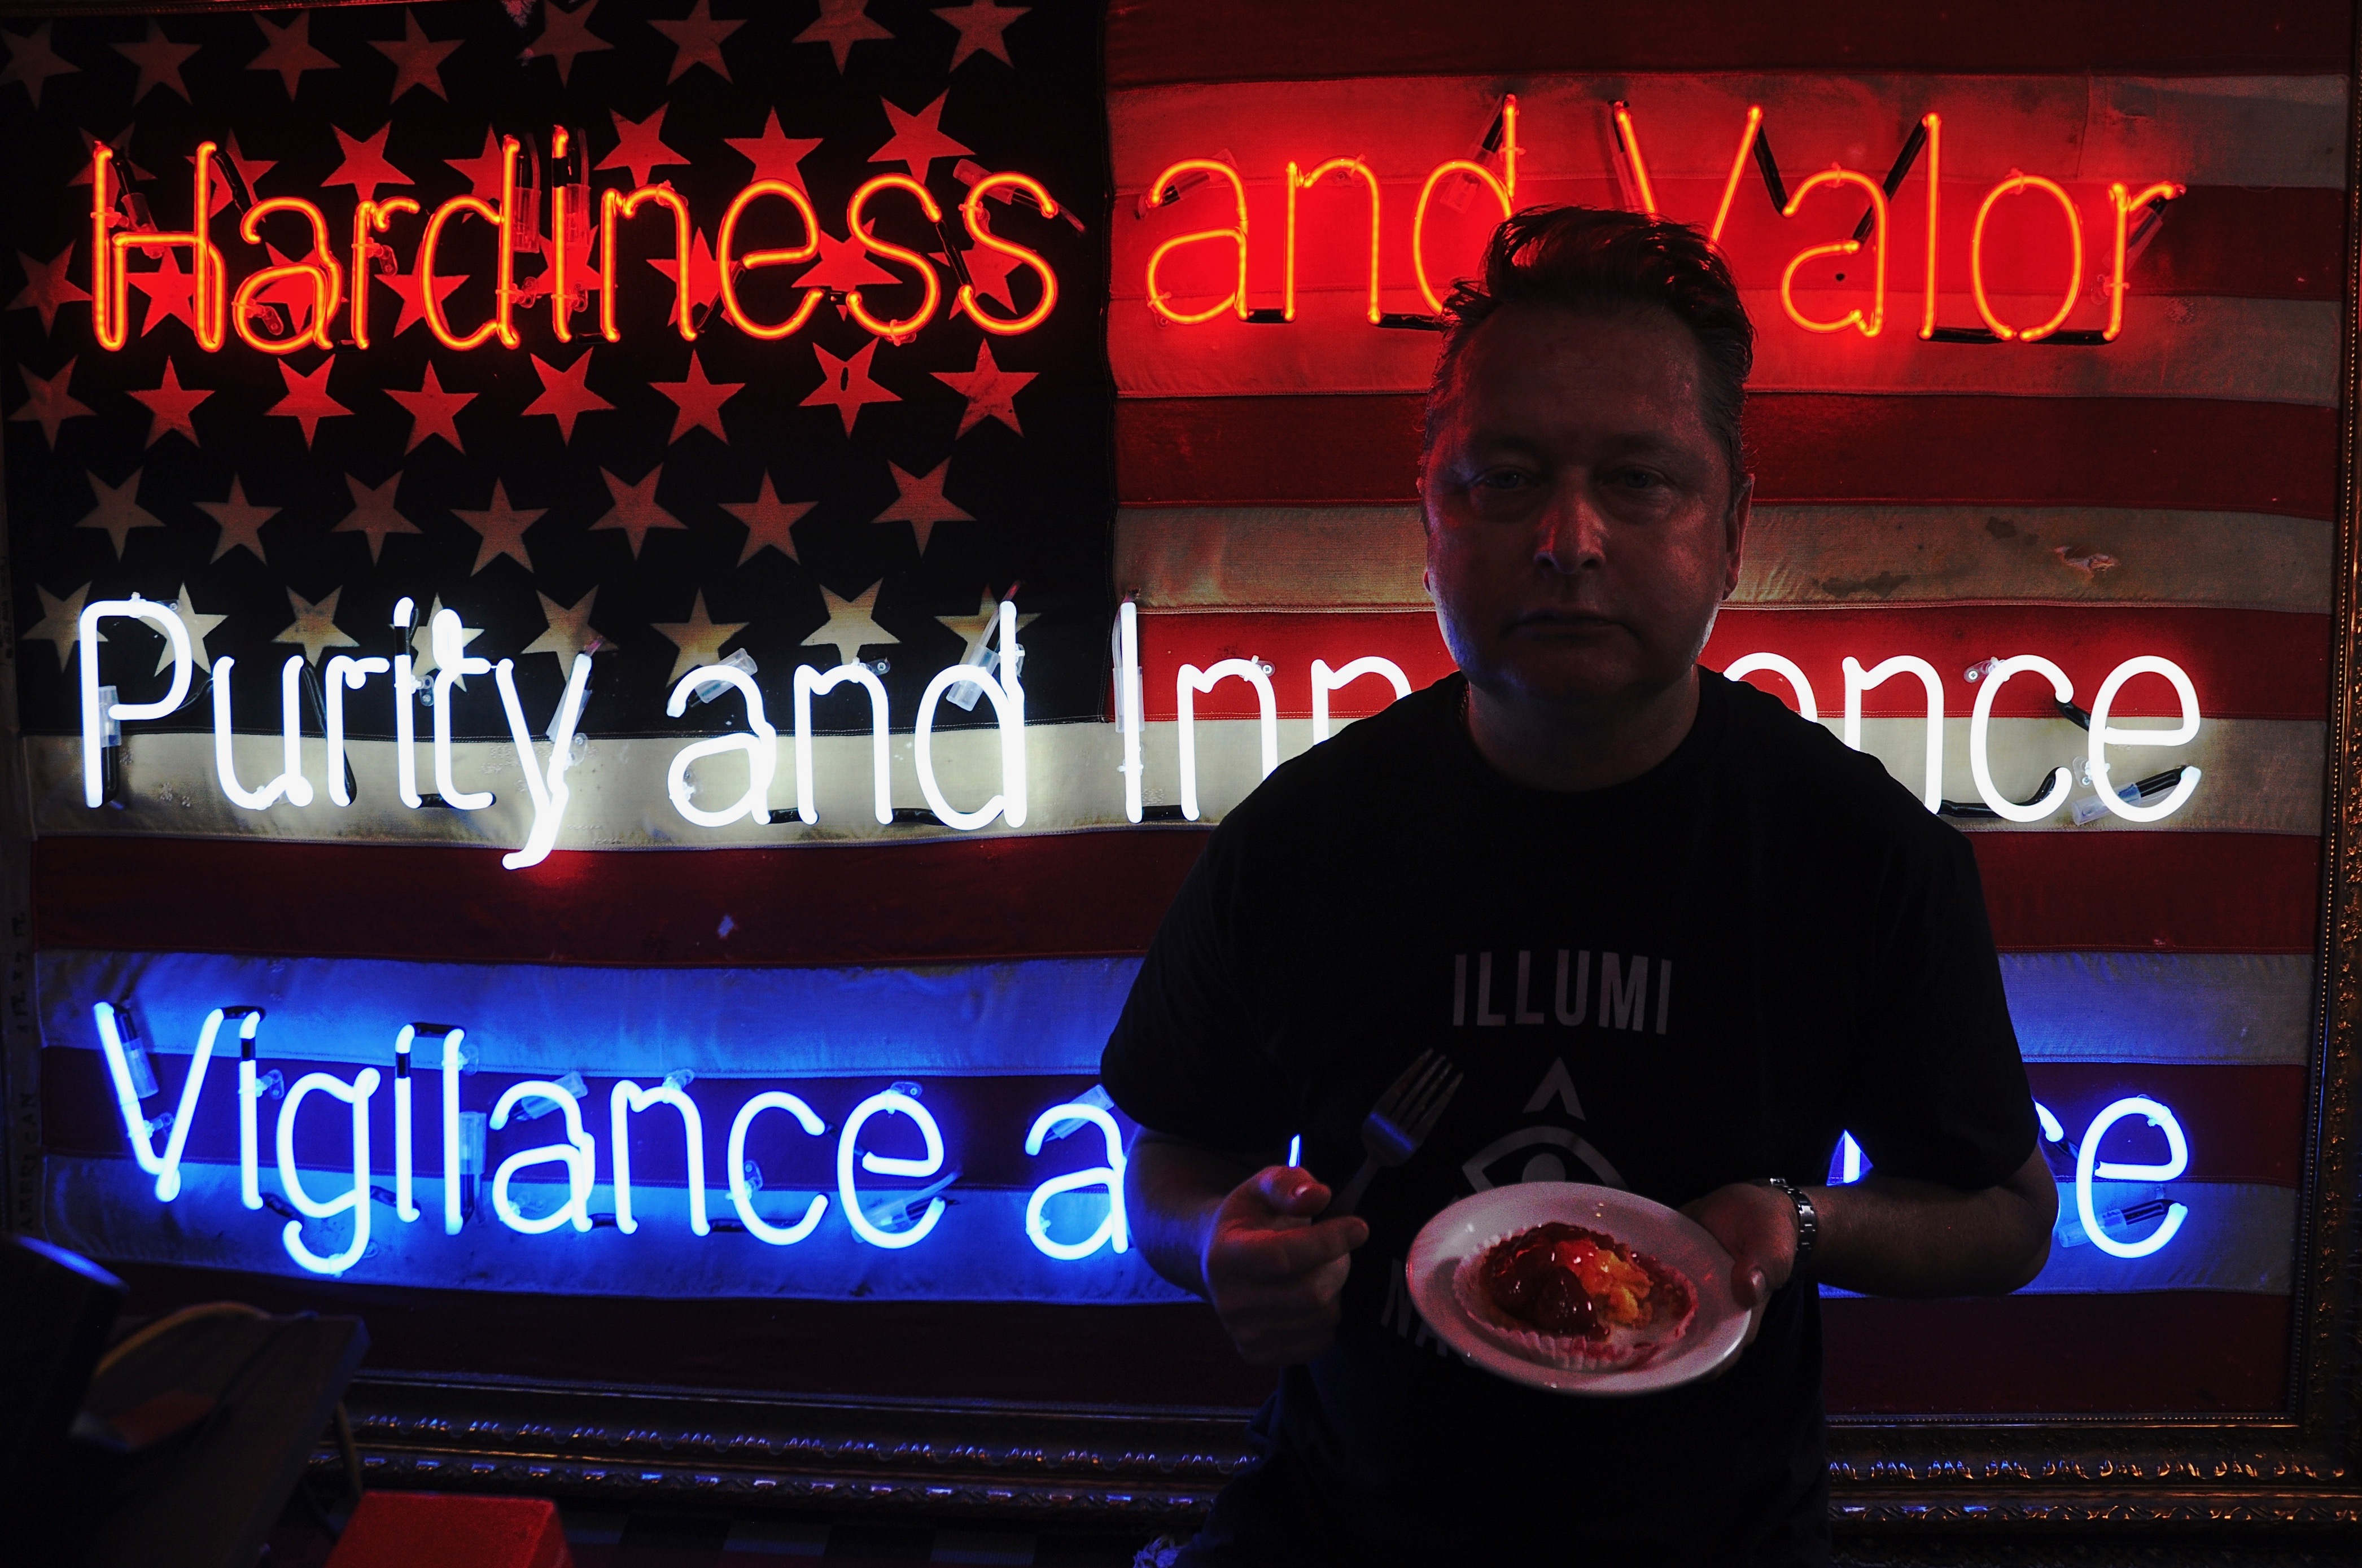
[1200,1166,1371,1366]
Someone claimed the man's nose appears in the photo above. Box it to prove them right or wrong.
[1535,491,1609,573]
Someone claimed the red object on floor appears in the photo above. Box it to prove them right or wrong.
[325,1493,572,1568]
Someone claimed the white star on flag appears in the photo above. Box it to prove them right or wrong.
[651,0,743,83]
[274,586,360,665]
[333,472,423,563]
[796,0,893,72]
[373,10,462,100]
[725,474,815,565]
[591,466,688,557]
[874,459,972,554]
[932,1,1029,69]
[21,581,94,668]
[522,588,600,668]
[455,480,546,575]
[159,583,228,676]
[936,591,1038,667]
[869,91,974,181]
[652,591,750,687]
[408,595,480,685]
[0,21,79,107]
[77,470,164,558]
[802,580,901,667]
[532,0,614,84]
[248,12,337,96]
[200,477,278,563]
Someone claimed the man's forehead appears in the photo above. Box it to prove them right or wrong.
[1443,304,1713,445]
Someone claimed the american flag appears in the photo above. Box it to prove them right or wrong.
[1101,0,2341,1419]
[0,0,2345,1424]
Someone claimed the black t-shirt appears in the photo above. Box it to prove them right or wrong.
[1101,670,2038,1567]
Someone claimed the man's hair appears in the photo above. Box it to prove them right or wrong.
[1423,206,1755,488]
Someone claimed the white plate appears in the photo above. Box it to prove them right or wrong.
[1406,1182,1749,1397]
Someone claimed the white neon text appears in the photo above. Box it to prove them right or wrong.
[794,662,893,826]
[2075,1096,2190,1258]
[1022,1103,1130,1260]
[495,653,594,869]
[837,1089,948,1249]
[489,1078,596,1236]
[80,597,192,808]
[913,600,1027,831]
[1177,657,1279,821]
[665,663,777,829]
[276,1066,380,1276]
[2085,657,2203,823]
[727,1091,831,1245]
[610,1076,710,1237]
[429,608,494,810]
[1310,656,1412,746]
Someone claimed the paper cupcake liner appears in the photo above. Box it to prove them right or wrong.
[1450,1228,1697,1372]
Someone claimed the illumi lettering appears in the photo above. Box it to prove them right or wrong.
[1453,949,1670,1033]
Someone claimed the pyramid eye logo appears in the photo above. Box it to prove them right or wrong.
[1460,1058,1627,1192]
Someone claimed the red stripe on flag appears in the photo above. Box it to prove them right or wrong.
[1825,1290,2290,1413]
[2139,186,2348,300]
[30,834,1214,970]
[109,1256,2294,1416]
[1970,833,2319,953]
[33,830,2316,965]
[1115,395,2341,518]
[1105,0,2352,87]
[110,1260,1281,1408]
[1138,607,2329,721]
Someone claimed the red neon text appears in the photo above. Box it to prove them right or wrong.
[84,130,1064,354]
[1143,99,2177,344]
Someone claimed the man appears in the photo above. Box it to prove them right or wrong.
[1101,207,2056,1565]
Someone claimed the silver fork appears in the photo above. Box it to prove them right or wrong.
[1324,1048,1465,1220]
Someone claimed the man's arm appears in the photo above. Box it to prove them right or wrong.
[1685,1145,2057,1327]
[1129,1131,1370,1366]
[1816,1144,2056,1295]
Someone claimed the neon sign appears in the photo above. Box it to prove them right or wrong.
[1142,95,2183,343]
[75,593,2210,859]
[90,1000,1131,1280]
[85,991,2201,1285]
[84,127,1061,356]
[1834,1096,2192,1259]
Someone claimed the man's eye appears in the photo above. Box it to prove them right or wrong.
[1475,470,1532,491]
[1609,469,1665,491]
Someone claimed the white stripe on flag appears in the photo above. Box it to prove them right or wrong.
[21,715,2322,844]
[2005,952,2313,1065]
[37,947,1134,1076]
[1110,73,2348,189]
[41,945,2309,1072]
[1118,506,2334,614]
[1107,296,2341,404]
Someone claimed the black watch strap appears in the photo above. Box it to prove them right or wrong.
[1762,1177,1818,1267]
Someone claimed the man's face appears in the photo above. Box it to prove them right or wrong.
[1420,303,1748,716]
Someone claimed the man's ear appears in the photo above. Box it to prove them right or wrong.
[1418,480,1441,599]
[1721,474,1755,599]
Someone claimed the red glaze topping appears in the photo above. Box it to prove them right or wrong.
[1479,1221,1664,1338]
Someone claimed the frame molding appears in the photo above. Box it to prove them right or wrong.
[0,0,2346,1547]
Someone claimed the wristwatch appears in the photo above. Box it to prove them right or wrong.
[1761,1177,1818,1269]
